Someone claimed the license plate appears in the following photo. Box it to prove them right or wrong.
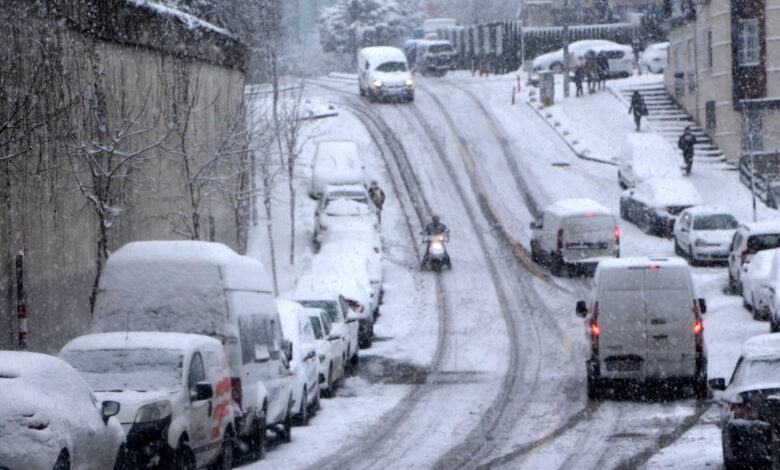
[607,360,641,372]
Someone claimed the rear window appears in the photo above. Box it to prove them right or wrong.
[429,44,453,54]
[644,266,691,290]
[563,215,615,233]
[730,358,780,388]
[375,61,407,72]
[599,268,643,291]
[597,265,690,291]
[747,234,780,253]
[602,50,624,59]
[693,214,738,230]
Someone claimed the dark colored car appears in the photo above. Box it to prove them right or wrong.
[710,334,780,469]
[619,178,702,238]
[414,40,456,77]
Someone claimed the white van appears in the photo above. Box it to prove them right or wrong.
[618,133,681,189]
[91,241,294,459]
[61,332,234,469]
[530,198,620,276]
[357,46,415,102]
[575,257,708,399]
[309,140,366,199]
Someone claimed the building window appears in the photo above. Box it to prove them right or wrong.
[706,30,713,69]
[738,19,760,66]
[706,100,716,131]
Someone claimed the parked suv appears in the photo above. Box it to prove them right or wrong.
[61,332,235,470]
[413,40,456,76]
[727,221,780,294]
[576,257,708,399]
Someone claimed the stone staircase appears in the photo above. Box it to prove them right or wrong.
[611,82,725,163]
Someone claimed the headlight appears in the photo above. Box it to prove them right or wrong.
[405,77,414,87]
[134,400,172,423]
[372,79,383,88]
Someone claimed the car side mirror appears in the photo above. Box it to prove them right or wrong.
[192,381,213,401]
[101,400,120,425]
[708,378,726,391]
[576,300,588,317]
[698,298,707,314]
[328,334,342,342]
[254,344,270,363]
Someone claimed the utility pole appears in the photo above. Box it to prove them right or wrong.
[562,0,570,97]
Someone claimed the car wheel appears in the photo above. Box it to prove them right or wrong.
[694,375,708,399]
[674,240,683,256]
[618,173,628,190]
[280,400,293,443]
[350,350,359,372]
[295,386,309,426]
[586,368,601,400]
[722,437,740,470]
[688,246,698,266]
[751,294,762,321]
[323,364,334,398]
[728,271,739,294]
[53,450,70,470]
[550,252,565,276]
[312,387,322,412]
[248,415,266,461]
[208,430,234,470]
[531,240,542,263]
[113,445,133,470]
[771,317,779,333]
[173,441,196,470]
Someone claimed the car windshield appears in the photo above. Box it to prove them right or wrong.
[299,300,341,324]
[730,358,780,388]
[693,214,738,230]
[62,348,183,392]
[62,348,184,392]
[429,44,452,54]
[375,61,407,72]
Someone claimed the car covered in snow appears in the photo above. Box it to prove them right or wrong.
[0,351,125,470]
[309,140,366,199]
[314,184,379,249]
[531,39,625,73]
[576,257,708,400]
[739,248,780,320]
[304,307,345,397]
[727,221,780,294]
[276,299,321,425]
[589,43,634,78]
[90,240,294,460]
[618,133,682,189]
[530,198,620,277]
[358,46,415,102]
[638,42,669,73]
[60,332,234,470]
[672,206,738,265]
[709,334,780,468]
[619,178,703,237]
[292,293,358,372]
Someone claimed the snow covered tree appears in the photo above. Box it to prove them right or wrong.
[319,0,423,65]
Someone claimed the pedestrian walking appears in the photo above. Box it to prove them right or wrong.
[574,61,585,97]
[597,52,609,90]
[585,52,598,94]
[368,180,386,220]
[627,90,647,131]
[678,126,697,175]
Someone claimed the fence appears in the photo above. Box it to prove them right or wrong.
[739,151,780,207]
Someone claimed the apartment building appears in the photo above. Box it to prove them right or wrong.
[665,0,780,163]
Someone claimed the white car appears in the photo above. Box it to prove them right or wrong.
[309,140,366,199]
[304,307,345,397]
[740,249,780,320]
[277,299,321,425]
[60,332,235,470]
[727,221,780,294]
[314,184,379,248]
[0,351,126,470]
[618,132,681,189]
[532,39,623,73]
[318,237,382,315]
[590,44,634,78]
[357,46,414,102]
[638,42,669,73]
[672,206,738,265]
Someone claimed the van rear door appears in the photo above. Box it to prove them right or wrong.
[597,267,646,375]
[643,266,696,377]
[563,215,616,262]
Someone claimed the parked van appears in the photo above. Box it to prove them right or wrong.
[618,133,681,189]
[61,332,234,469]
[575,257,708,399]
[357,46,415,102]
[91,241,294,459]
[309,140,366,199]
[530,198,620,276]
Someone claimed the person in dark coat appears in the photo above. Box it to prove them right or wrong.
[678,126,697,175]
[585,52,599,94]
[574,61,585,97]
[597,51,609,90]
[627,90,647,131]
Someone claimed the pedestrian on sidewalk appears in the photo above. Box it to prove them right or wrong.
[627,90,647,131]
[678,126,697,175]
[368,180,386,220]
[585,52,598,94]
[597,51,609,91]
[574,61,585,97]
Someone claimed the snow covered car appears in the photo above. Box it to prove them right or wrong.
[0,351,125,470]
[313,184,379,248]
[318,237,382,316]
[531,39,623,73]
[276,299,321,425]
[727,221,780,294]
[60,332,234,470]
[294,295,359,369]
[638,42,669,73]
[619,177,703,237]
[530,198,620,277]
[296,272,364,353]
[357,46,415,102]
[413,40,456,76]
[618,133,681,189]
[739,249,780,320]
[304,307,345,397]
[309,140,366,199]
[672,206,738,265]
[589,44,634,78]
[709,334,780,469]
[576,257,708,399]
[90,240,294,459]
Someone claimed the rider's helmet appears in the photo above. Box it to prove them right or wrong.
[431,215,440,226]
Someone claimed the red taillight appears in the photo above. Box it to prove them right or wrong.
[693,301,704,355]
[649,264,659,269]
[346,299,365,313]
[557,229,564,250]
[590,323,600,335]
[740,250,748,265]
[729,401,758,420]
[585,211,594,218]
[231,377,242,409]
[590,302,600,356]
[693,320,703,334]
[614,227,621,245]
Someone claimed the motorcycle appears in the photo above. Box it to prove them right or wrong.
[420,233,452,272]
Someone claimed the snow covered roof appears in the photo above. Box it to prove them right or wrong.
[742,220,780,234]
[545,198,612,217]
[741,334,780,360]
[277,299,306,340]
[597,256,689,270]
[635,178,703,206]
[359,46,408,65]
[126,0,234,38]
[61,332,220,353]
[684,205,732,216]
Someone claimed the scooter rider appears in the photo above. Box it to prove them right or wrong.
[424,215,448,237]
[421,215,451,270]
